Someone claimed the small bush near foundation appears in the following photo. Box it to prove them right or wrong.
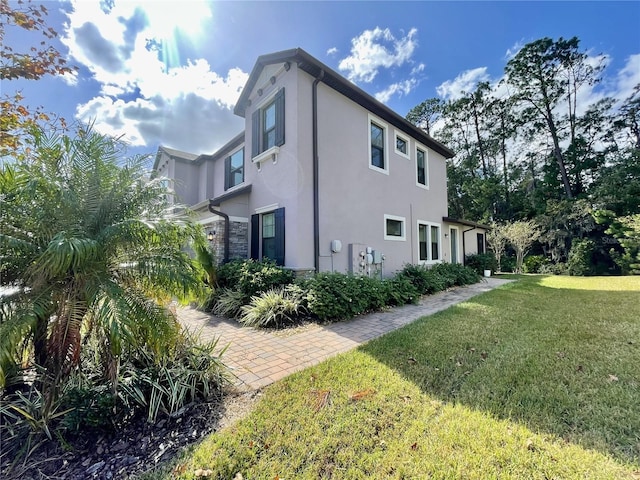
[304,273,388,321]
[382,275,420,306]
[217,259,295,299]
[239,285,307,328]
[432,262,481,286]
[398,264,445,294]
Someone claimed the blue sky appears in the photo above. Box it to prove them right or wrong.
[4,1,640,158]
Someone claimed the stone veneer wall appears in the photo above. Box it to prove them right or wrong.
[205,219,248,265]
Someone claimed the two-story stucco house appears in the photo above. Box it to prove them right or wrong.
[154,48,488,276]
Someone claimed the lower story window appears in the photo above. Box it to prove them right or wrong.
[418,222,440,262]
[384,214,406,241]
[251,208,285,265]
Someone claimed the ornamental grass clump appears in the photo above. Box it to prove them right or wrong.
[239,285,307,328]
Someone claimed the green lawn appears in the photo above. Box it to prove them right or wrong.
[175,276,640,479]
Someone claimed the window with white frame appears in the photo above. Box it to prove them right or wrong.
[224,147,244,190]
[418,221,441,262]
[369,115,388,173]
[384,214,406,241]
[416,145,429,188]
[394,130,410,159]
[251,88,285,158]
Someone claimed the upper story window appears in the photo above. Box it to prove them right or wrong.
[224,148,244,190]
[252,88,285,158]
[416,146,429,189]
[263,102,276,150]
[369,115,388,174]
[395,130,410,159]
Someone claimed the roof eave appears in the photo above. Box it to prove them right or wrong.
[233,48,454,159]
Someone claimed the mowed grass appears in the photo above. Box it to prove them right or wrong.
[175,276,640,479]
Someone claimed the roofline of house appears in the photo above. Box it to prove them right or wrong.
[153,131,245,172]
[443,216,491,230]
[210,183,252,206]
[234,48,455,159]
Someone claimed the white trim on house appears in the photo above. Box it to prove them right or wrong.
[384,214,406,241]
[416,219,442,264]
[368,114,389,175]
[394,129,411,159]
[252,145,279,166]
[415,142,429,190]
[255,203,279,214]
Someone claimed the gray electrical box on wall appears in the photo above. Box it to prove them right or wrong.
[330,239,342,253]
[372,250,383,264]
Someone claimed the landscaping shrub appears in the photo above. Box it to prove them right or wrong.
[433,262,481,285]
[304,272,387,321]
[217,259,295,299]
[464,253,498,275]
[523,254,550,273]
[567,239,596,276]
[500,255,516,273]
[0,330,227,460]
[539,262,568,275]
[382,275,420,306]
[239,285,307,328]
[212,288,246,318]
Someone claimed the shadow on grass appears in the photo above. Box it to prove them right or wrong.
[359,275,640,466]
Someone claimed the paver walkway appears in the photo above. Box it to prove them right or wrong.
[178,277,512,390]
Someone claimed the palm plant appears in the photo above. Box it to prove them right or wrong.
[0,126,206,397]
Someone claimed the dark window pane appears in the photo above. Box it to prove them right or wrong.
[262,237,276,261]
[228,148,244,189]
[371,123,384,147]
[386,219,403,237]
[263,102,276,150]
[396,136,407,154]
[431,225,439,260]
[264,103,276,130]
[417,149,426,185]
[419,224,428,260]
[371,146,384,169]
[262,212,275,238]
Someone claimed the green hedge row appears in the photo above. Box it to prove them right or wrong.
[208,260,481,327]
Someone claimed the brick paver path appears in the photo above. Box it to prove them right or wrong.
[178,277,511,390]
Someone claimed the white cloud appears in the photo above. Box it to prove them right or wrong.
[326,47,338,56]
[505,40,525,60]
[60,0,246,153]
[436,67,490,100]
[338,27,418,83]
[375,79,418,103]
[614,53,640,102]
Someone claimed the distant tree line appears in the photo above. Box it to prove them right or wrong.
[407,37,640,274]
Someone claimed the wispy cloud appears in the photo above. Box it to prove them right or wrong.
[60,0,245,153]
[375,79,418,103]
[436,67,490,100]
[504,40,525,60]
[326,47,338,56]
[338,27,418,83]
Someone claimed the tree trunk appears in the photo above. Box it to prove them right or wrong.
[545,103,573,198]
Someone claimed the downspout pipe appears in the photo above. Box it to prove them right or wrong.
[461,227,475,266]
[312,69,325,273]
[208,200,230,264]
